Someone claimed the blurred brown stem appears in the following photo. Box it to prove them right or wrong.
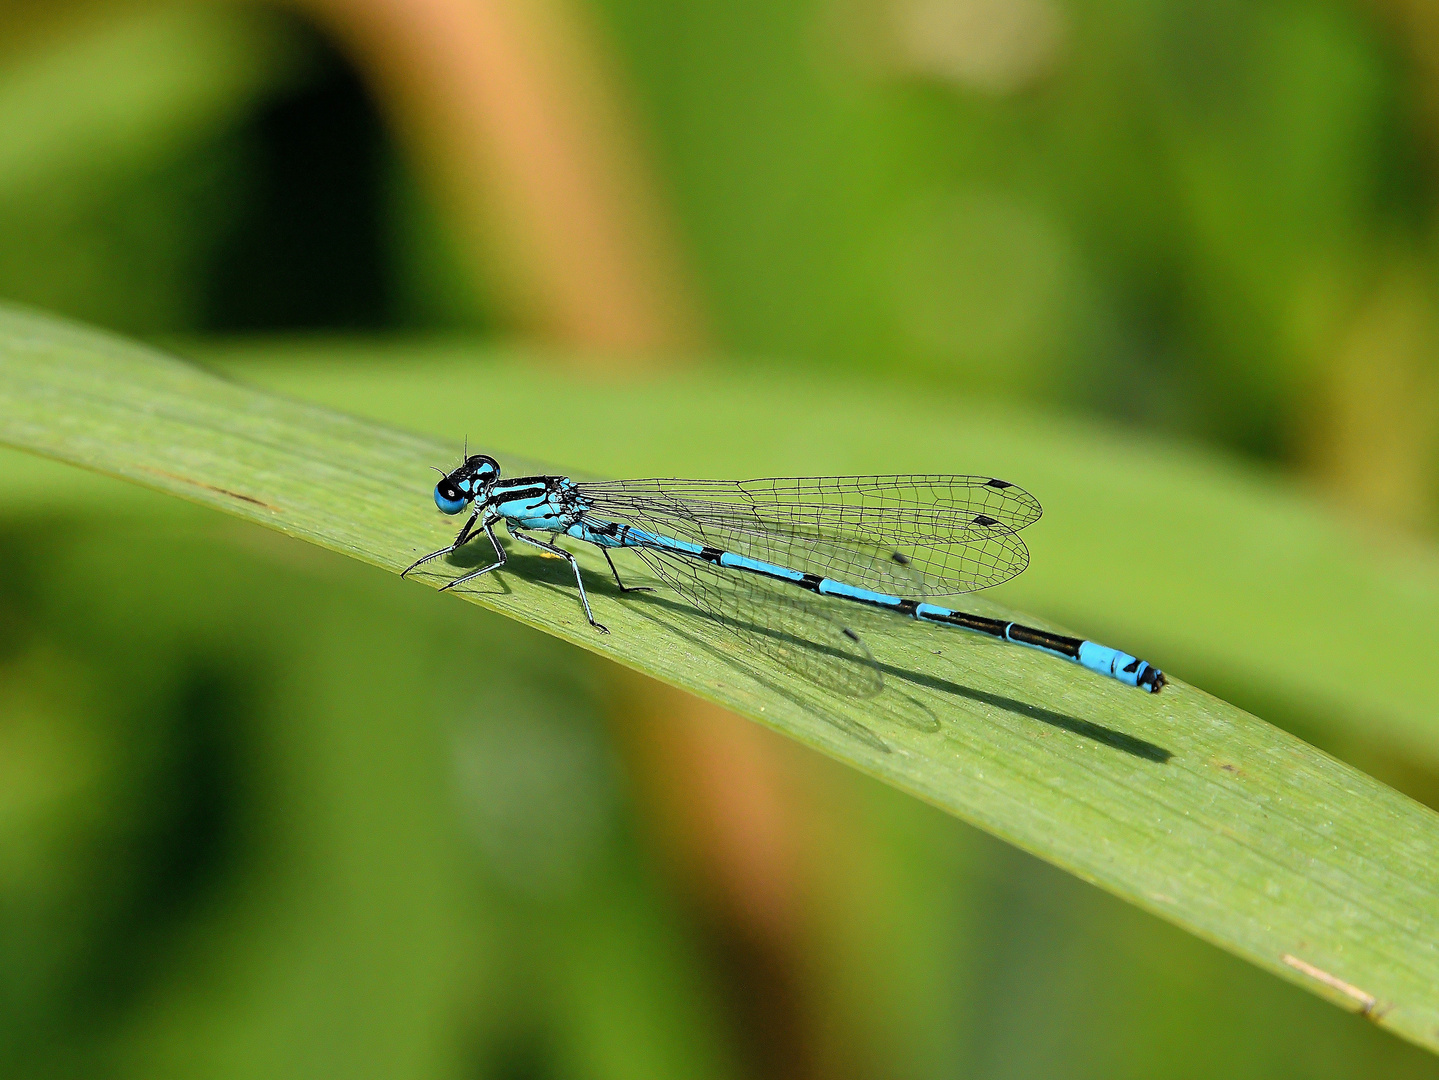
[611,676,819,1080]
[281,0,822,1072]
[1369,0,1439,169]
[1302,3,1439,530]
[1307,261,1438,531]
[289,0,703,354]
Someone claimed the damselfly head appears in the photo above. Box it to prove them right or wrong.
[433,454,501,514]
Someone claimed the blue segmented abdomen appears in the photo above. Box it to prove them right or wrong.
[583,520,1166,692]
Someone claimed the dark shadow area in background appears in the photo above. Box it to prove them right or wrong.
[441,547,1173,763]
[481,1027,557,1080]
[202,17,393,332]
[0,530,40,662]
[82,656,254,1015]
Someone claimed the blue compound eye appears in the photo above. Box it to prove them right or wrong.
[434,482,469,514]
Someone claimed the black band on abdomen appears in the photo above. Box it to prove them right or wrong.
[1002,622,1083,659]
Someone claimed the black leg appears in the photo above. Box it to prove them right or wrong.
[602,549,653,593]
[436,519,507,590]
[508,528,609,633]
[402,509,483,577]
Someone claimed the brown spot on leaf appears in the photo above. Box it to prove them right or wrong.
[139,466,277,511]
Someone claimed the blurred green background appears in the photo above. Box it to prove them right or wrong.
[2,0,1439,1076]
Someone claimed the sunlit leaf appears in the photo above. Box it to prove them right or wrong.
[3,307,1438,1053]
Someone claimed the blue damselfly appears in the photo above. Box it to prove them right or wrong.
[402,456,1166,694]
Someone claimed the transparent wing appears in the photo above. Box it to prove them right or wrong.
[576,475,1038,597]
[630,546,884,699]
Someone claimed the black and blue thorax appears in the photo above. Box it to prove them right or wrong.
[490,476,670,553]
[488,476,586,532]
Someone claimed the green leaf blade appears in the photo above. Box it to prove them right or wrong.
[3,307,1439,1051]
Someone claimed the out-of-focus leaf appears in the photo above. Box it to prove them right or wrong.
[0,3,302,204]
[0,3,308,333]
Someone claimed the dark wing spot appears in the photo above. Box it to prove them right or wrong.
[890,551,911,566]
[973,514,999,526]
[986,479,1013,489]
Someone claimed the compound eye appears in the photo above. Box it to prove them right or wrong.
[434,481,469,515]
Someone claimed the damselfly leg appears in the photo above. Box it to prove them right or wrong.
[602,549,653,594]
[402,508,489,577]
[507,528,609,634]
[431,518,507,589]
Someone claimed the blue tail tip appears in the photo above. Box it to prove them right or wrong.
[1077,641,1167,693]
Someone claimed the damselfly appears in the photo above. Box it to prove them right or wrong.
[402,455,1166,694]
